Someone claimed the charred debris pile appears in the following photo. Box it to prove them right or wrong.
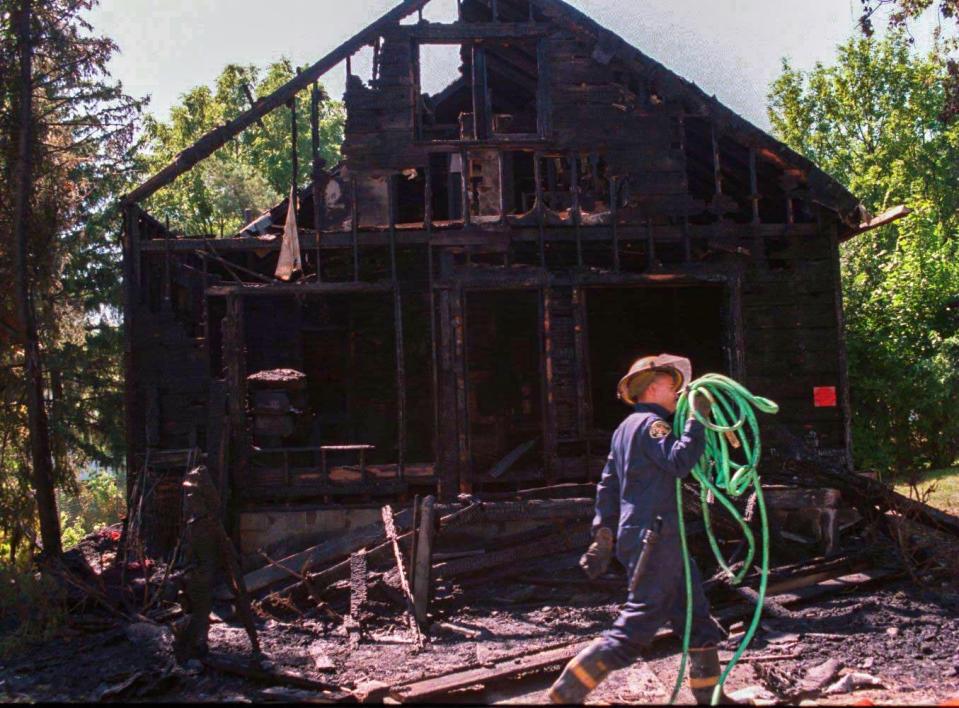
[7,459,959,704]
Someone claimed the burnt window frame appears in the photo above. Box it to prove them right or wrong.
[412,35,548,145]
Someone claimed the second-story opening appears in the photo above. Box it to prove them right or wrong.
[415,36,543,143]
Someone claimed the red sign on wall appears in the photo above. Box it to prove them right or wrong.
[813,386,838,408]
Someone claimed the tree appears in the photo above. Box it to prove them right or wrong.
[859,0,959,39]
[768,32,959,477]
[0,0,143,562]
[141,60,346,236]
[8,0,62,558]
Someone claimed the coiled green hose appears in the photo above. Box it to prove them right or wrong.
[667,374,779,705]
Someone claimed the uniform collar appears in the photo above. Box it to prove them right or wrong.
[633,402,672,419]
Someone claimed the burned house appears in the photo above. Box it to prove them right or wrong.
[120,0,906,556]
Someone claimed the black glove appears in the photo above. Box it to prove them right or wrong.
[691,391,712,420]
[579,527,614,580]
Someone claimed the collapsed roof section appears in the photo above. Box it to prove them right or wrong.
[124,0,903,240]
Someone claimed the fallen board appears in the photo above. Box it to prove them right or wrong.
[389,640,593,703]
[388,565,901,703]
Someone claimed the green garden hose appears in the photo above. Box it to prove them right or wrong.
[667,374,779,705]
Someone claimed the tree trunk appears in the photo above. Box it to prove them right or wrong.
[11,0,62,558]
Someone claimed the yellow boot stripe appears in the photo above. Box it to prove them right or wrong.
[689,675,720,689]
[569,661,600,690]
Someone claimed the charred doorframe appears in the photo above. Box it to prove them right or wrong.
[210,279,413,497]
[578,270,745,422]
[434,266,746,493]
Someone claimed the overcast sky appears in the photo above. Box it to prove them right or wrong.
[87,0,934,131]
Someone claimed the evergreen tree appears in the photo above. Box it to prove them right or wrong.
[0,0,143,562]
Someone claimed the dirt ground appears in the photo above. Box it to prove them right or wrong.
[2,559,959,705]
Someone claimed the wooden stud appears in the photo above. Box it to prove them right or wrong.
[411,495,436,625]
[350,175,359,281]
[163,217,172,306]
[646,220,656,271]
[471,46,490,141]
[536,38,550,138]
[535,152,546,267]
[749,147,760,225]
[711,124,722,197]
[461,149,471,226]
[389,175,407,481]
[311,82,323,280]
[571,152,582,268]
[540,288,554,483]
[610,176,620,272]
[289,94,298,198]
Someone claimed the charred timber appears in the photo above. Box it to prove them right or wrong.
[121,0,431,206]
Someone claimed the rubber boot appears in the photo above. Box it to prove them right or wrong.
[688,646,729,704]
[548,640,615,704]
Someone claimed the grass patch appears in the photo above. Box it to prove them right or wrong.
[895,466,959,516]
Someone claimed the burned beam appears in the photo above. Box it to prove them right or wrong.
[122,0,431,205]
[433,525,589,580]
[382,504,425,644]
[408,22,548,41]
[390,640,593,703]
[206,280,395,297]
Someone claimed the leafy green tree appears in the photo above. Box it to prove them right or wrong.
[141,60,345,235]
[769,32,959,476]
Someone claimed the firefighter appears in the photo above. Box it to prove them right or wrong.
[173,465,262,663]
[549,354,729,705]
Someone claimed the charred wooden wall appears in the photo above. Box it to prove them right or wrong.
[122,0,857,550]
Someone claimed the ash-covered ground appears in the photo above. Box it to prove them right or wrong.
[2,566,958,704]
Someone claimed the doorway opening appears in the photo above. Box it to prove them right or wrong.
[464,289,543,480]
[586,285,727,434]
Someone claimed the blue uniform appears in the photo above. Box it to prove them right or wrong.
[593,402,724,667]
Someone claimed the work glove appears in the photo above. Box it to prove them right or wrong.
[690,391,712,420]
[579,526,614,580]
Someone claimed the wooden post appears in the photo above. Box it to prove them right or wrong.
[748,147,760,225]
[540,288,554,482]
[223,294,250,489]
[289,94,298,198]
[571,287,591,443]
[412,495,436,626]
[461,149,471,226]
[535,152,545,267]
[471,46,490,141]
[425,165,440,466]
[163,217,172,306]
[311,82,323,280]
[453,288,470,494]
[436,287,459,502]
[570,152,582,268]
[646,220,656,271]
[610,176,620,272]
[536,38,550,138]
[351,175,360,280]
[749,147,765,264]
[711,124,722,198]
[825,209,853,469]
[389,175,407,481]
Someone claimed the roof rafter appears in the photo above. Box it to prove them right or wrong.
[121,0,433,206]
